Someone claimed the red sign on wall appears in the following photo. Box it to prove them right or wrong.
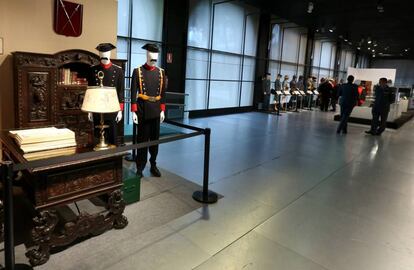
[54,0,83,37]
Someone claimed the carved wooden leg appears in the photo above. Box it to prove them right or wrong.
[107,190,128,229]
[25,210,58,266]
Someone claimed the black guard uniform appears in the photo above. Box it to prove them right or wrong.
[130,64,167,173]
[88,62,125,145]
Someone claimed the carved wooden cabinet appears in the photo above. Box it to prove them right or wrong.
[13,50,126,146]
[0,132,128,266]
[9,50,129,266]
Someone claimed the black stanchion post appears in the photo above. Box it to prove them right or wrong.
[1,161,33,270]
[192,128,218,204]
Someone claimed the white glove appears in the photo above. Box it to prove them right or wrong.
[132,112,138,124]
[88,112,93,122]
[115,111,123,123]
[160,111,165,123]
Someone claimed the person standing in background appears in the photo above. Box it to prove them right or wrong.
[365,77,395,136]
[330,79,340,112]
[274,74,282,112]
[262,72,272,111]
[337,75,359,134]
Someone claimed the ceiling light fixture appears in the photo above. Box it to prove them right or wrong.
[357,47,361,50]
[368,47,371,50]
[329,28,334,33]
[307,2,314,13]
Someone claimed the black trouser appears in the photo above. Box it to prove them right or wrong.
[371,107,389,134]
[331,98,337,111]
[337,105,353,132]
[263,94,270,110]
[320,96,330,111]
[136,118,160,172]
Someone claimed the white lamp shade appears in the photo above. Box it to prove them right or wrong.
[81,86,121,113]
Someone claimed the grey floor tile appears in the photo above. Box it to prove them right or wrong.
[167,193,278,256]
[194,231,327,270]
[255,197,414,270]
[105,232,210,270]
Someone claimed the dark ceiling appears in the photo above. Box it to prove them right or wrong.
[243,0,414,59]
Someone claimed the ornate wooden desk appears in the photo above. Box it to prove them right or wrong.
[0,132,128,266]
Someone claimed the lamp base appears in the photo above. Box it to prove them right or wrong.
[94,143,116,151]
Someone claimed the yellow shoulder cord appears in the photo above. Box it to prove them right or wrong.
[159,68,164,94]
[138,67,144,94]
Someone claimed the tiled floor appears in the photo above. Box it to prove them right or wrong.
[12,110,414,269]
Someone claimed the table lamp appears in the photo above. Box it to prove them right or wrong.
[81,71,120,151]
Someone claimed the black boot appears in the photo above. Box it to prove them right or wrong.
[136,170,143,178]
[150,166,161,177]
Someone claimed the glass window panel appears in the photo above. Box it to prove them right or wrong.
[244,14,259,56]
[268,60,280,78]
[185,79,208,110]
[344,51,353,70]
[209,81,240,108]
[117,38,129,76]
[297,65,305,77]
[118,0,130,37]
[320,42,332,68]
[131,0,164,41]
[330,44,337,70]
[312,40,322,67]
[282,28,300,63]
[298,34,307,65]
[269,24,281,60]
[212,2,244,54]
[188,0,211,48]
[240,82,254,106]
[340,50,347,71]
[242,56,255,82]
[130,40,148,74]
[311,67,320,80]
[210,53,241,80]
[186,49,209,79]
[319,68,329,80]
[280,63,297,78]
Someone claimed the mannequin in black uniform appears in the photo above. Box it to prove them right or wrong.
[130,43,166,178]
[88,43,125,145]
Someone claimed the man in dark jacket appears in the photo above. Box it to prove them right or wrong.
[318,78,332,111]
[262,73,272,111]
[365,77,395,135]
[336,75,359,134]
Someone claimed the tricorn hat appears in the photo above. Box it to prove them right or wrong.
[96,43,116,52]
[142,43,160,53]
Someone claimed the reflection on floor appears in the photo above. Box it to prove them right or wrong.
[8,110,414,269]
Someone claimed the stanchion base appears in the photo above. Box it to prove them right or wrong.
[192,190,218,204]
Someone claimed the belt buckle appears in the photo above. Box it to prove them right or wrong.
[148,96,156,102]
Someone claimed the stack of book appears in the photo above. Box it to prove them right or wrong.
[9,127,77,161]
[58,68,88,85]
